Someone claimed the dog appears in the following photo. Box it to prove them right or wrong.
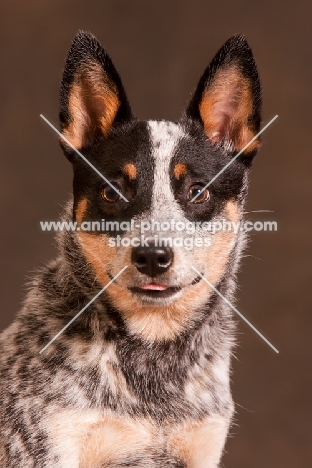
[0,31,261,467]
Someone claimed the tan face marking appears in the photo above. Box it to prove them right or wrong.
[123,163,137,180]
[75,198,115,286]
[75,197,241,343]
[78,232,114,287]
[193,199,240,288]
[174,163,187,180]
[225,198,240,222]
[75,198,88,225]
[62,61,120,149]
[199,67,260,153]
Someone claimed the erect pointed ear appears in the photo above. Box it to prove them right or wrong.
[185,35,261,154]
[59,31,133,151]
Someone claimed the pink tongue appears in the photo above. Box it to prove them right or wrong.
[140,283,168,291]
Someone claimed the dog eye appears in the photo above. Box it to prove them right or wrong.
[101,185,121,203]
[188,184,210,203]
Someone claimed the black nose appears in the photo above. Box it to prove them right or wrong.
[131,245,173,277]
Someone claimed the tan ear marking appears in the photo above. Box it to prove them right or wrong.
[61,62,120,149]
[199,67,260,153]
[174,163,187,180]
[123,163,137,180]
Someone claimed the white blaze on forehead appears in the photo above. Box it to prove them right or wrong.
[148,120,185,218]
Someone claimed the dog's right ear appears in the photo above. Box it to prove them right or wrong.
[59,31,133,154]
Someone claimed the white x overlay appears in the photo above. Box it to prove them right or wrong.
[192,267,279,353]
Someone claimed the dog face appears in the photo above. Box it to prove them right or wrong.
[59,31,261,340]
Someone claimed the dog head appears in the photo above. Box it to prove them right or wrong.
[59,31,261,341]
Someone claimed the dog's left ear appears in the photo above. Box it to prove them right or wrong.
[59,31,133,152]
[185,35,261,156]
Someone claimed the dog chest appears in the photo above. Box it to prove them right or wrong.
[46,407,232,468]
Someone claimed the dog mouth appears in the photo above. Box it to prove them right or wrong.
[130,284,181,299]
[129,275,202,299]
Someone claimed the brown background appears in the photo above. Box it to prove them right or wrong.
[1,1,311,466]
